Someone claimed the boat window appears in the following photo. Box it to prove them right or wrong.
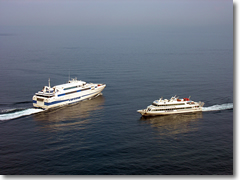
[64,88,90,95]
[65,91,77,95]
[153,103,185,106]
[152,106,195,111]
[36,95,53,98]
[81,88,90,91]
[64,86,78,91]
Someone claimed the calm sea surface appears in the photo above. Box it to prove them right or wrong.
[0,26,233,175]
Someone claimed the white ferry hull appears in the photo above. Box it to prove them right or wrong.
[33,84,106,110]
[137,108,203,116]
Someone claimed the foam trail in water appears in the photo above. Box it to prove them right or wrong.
[0,108,44,121]
[202,103,233,112]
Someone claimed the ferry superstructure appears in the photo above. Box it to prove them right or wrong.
[33,78,106,110]
[137,95,204,116]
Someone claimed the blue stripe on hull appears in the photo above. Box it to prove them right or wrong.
[58,94,65,97]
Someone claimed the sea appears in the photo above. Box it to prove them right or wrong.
[0,26,233,175]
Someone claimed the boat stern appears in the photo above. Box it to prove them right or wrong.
[32,95,50,110]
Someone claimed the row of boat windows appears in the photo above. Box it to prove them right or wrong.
[36,88,91,98]
[64,86,79,91]
[152,103,185,106]
[36,95,53,98]
[150,107,199,111]
[64,88,90,95]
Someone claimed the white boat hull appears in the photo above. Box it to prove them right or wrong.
[33,84,106,110]
[137,107,203,116]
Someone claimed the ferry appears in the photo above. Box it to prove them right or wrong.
[137,95,204,116]
[33,78,106,110]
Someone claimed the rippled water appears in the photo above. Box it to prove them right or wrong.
[0,26,233,175]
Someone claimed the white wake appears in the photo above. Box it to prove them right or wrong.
[0,103,233,121]
[0,108,44,121]
[202,103,233,112]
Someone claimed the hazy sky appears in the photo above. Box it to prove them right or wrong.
[0,0,232,29]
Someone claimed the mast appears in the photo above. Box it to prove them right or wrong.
[68,70,71,82]
[48,78,51,88]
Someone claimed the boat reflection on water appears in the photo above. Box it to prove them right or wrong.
[140,112,203,138]
[33,94,105,131]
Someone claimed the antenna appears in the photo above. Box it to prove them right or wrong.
[48,78,51,88]
[68,70,71,82]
